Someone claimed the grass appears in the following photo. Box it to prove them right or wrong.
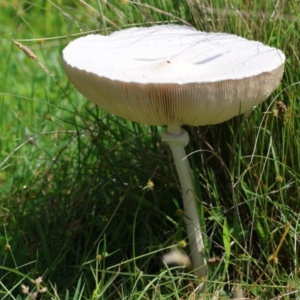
[1,0,300,299]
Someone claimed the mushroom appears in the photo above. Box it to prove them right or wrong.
[62,25,285,281]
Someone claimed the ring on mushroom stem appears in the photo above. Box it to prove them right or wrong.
[62,24,285,288]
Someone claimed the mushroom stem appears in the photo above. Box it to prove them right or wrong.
[162,124,207,281]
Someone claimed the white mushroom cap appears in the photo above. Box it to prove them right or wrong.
[63,25,285,126]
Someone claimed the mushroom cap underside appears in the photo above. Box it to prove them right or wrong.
[63,63,284,126]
